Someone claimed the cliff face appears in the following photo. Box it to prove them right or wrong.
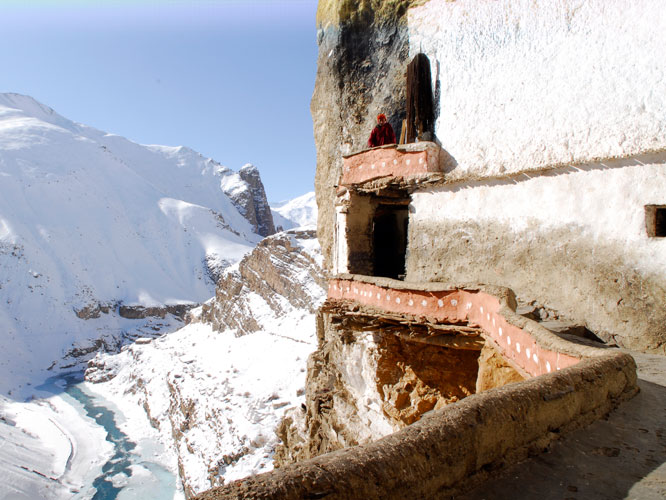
[200,229,325,336]
[312,0,425,271]
[221,164,276,238]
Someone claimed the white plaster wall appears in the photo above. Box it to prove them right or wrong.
[410,154,666,279]
[408,0,666,179]
[336,333,397,441]
[333,208,349,274]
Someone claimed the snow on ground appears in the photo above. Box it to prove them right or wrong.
[87,231,325,495]
[0,390,112,499]
[271,191,317,230]
[0,92,323,498]
[0,92,287,499]
[90,306,320,495]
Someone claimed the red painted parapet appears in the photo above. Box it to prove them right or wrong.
[341,143,442,186]
[328,278,580,378]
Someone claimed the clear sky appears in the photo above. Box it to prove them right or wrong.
[0,0,319,202]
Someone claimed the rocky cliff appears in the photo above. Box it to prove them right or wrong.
[312,0,425,270]
[200,229,325,336]
[221,163,276,237]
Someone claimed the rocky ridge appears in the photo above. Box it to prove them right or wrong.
[200,229,325,336]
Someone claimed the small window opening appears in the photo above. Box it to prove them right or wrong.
[645,205,666,237]
[373,204,409,279]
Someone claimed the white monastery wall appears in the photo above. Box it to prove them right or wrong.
[404,0,666,352]
[406,154,666,352]
[408,0,666,180]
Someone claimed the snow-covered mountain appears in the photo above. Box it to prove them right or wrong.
[0,92,274,396]
[271,191,317,231]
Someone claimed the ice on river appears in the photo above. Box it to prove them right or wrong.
[0,375,181,500]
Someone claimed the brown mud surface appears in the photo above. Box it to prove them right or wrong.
[460,351,666,500]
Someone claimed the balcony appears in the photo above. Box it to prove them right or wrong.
[340,142,447,190]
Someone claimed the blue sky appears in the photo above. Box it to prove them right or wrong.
[0,0,319,202]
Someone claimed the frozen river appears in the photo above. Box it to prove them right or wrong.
[1,372,180,500]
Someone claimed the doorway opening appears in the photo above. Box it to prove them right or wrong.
[373,204,409,279]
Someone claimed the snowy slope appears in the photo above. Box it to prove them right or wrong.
[271,191,317,230]
[86,229,325,495]
[0,93,264,395]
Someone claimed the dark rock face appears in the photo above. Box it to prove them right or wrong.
[224,164,276,238]
[200,229,326,336]
[238,164,276,237]
[312,1,423,271]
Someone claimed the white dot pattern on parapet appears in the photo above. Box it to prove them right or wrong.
[516,342,521,353]
[546,361,551,373]
[422,300,427,307]
[499,327,503,337]
[419,157,424,164]
[408,299,414,306]
[382,162,386,168]
[376,293,381,300]
[396,297,401,304]
[533,353,539,363]
[438,299,444,307]
[406,159,411,165]
[507,336,511,345]
[393,159,398,165]
[526,348,531,358]
[371,164,375,169]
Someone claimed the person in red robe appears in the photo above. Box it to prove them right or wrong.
[368,113,396,148]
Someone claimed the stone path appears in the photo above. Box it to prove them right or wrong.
[460,351,666,500]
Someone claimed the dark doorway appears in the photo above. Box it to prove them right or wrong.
[373,204,409,279]
[646,205,666,237]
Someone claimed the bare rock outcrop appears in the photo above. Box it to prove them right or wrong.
[200,229,326,335]
[221,163,276,237]
[274,304,481,467]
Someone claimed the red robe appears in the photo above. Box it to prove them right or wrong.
[368,123,397,148]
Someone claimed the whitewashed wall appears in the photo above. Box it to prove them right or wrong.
[405,0,666,352]
[408,0,666,180]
